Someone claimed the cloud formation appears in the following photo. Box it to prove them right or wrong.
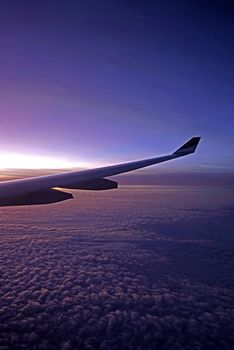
[0,187,233,349]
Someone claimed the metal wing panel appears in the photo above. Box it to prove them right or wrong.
[0,154,174,199]
[0,137,201,201]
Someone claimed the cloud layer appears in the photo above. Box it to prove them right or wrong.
[0,187,234,349]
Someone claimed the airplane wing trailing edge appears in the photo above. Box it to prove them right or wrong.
[0,137,201,206]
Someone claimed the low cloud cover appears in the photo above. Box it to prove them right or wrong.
[0,186,234,349]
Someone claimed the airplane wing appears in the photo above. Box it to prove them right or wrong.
[0,137,201,206]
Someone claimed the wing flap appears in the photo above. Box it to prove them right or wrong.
[61,178,118,191]
[0,189,73,207]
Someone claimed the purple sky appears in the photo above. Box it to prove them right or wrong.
[0,1,233,173]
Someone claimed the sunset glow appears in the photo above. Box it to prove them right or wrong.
[0,2,233,175]
[0,152,92,170]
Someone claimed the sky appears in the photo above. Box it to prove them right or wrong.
[0,0,233,174]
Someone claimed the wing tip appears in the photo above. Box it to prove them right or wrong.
[173,136,201,155]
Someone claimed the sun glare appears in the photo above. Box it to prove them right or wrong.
[0,152,92,170]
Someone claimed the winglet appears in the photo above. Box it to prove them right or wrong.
[173,137,201,156]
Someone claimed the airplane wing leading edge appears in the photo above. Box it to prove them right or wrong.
[0,137,201,206]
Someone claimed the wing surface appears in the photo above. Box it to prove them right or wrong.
[0,137,201,205]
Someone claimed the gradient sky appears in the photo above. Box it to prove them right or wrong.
[0,0,233,172]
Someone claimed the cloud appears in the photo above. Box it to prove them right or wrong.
[0,188,233,349]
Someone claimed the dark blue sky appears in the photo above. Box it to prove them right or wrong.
[0,0,233,172]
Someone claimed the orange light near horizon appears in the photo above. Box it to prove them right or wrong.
[0,152,94,170]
